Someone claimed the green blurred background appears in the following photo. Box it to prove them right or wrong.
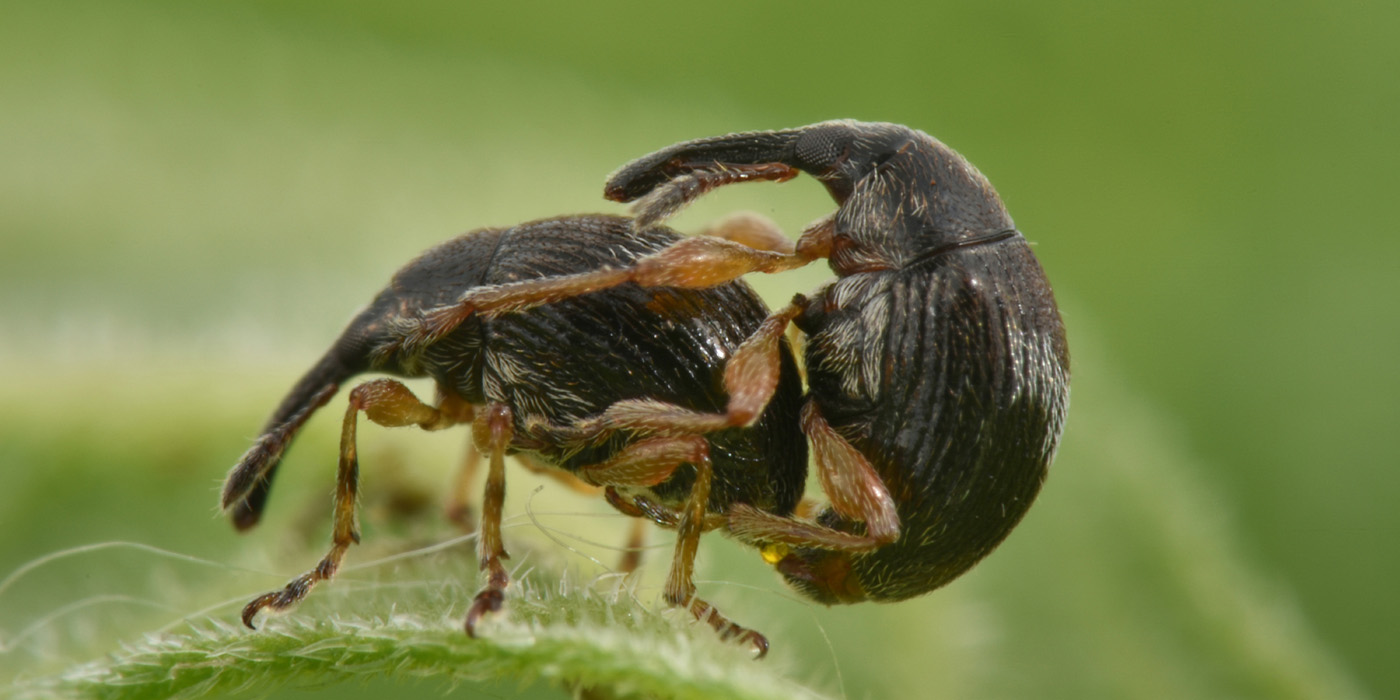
[2,1,1395,698]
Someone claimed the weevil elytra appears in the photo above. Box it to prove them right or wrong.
[221,215,807,654]
[418,120,1069,606]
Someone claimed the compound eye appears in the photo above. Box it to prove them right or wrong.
[793,122,853,173]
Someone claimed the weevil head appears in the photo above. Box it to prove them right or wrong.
[788,120,915,204]
[792,120,1016,264]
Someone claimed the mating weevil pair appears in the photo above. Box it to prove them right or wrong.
[221,120,1070,655]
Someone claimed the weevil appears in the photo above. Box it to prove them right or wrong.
[417,120,1069,605]
[221,215,807,653]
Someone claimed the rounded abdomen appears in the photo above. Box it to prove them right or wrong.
[801,239,1068,600]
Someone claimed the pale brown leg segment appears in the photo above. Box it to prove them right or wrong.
[516,452,601,496]
[655,438,770,658]
[571,434,767,656]
[465,404,513,636]
[727,401,900,552]
[804,402,900,543]
[697,211,795,254]
[597,487,653,574]
[606,488,726,533]
[406,213,831,352]
[722,304,804,426]
[242,380,468,628]
[519,303,806,460]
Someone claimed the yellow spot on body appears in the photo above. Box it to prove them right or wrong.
[760,543,789,565]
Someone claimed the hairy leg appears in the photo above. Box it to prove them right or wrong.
[465,404,514,636]
[241,380,468,628]
[728,401,899,553]
[403,215,831,353]
[580,434,769,656]
[445,439,481,532]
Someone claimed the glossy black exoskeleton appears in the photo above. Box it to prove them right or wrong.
[607,120,1071,604]
[419,120,1069,608]
[221,214,806,653]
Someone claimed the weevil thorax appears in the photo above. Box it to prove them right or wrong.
[794,121,1014,275]
[351,230,500,382]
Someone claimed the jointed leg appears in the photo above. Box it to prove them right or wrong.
[601,489,654,573]
[406,216,828,352]
[516,452,600,496]
[698,212,794,254]
[571,435,765,654]
[465,404,513,636]
[519,303,805,460]
[655,438,770,658]
[660,438,709,607]
[803,402,900,543]
[722,303,804,427]
[572,435,703,487]
[606,487,725,532]
[241,380,468,628]
[727,401,900,553]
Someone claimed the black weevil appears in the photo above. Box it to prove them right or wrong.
[417,120,1069,606]
[221,215,807,654]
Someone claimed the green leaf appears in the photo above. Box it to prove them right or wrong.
[5,548,828,700]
